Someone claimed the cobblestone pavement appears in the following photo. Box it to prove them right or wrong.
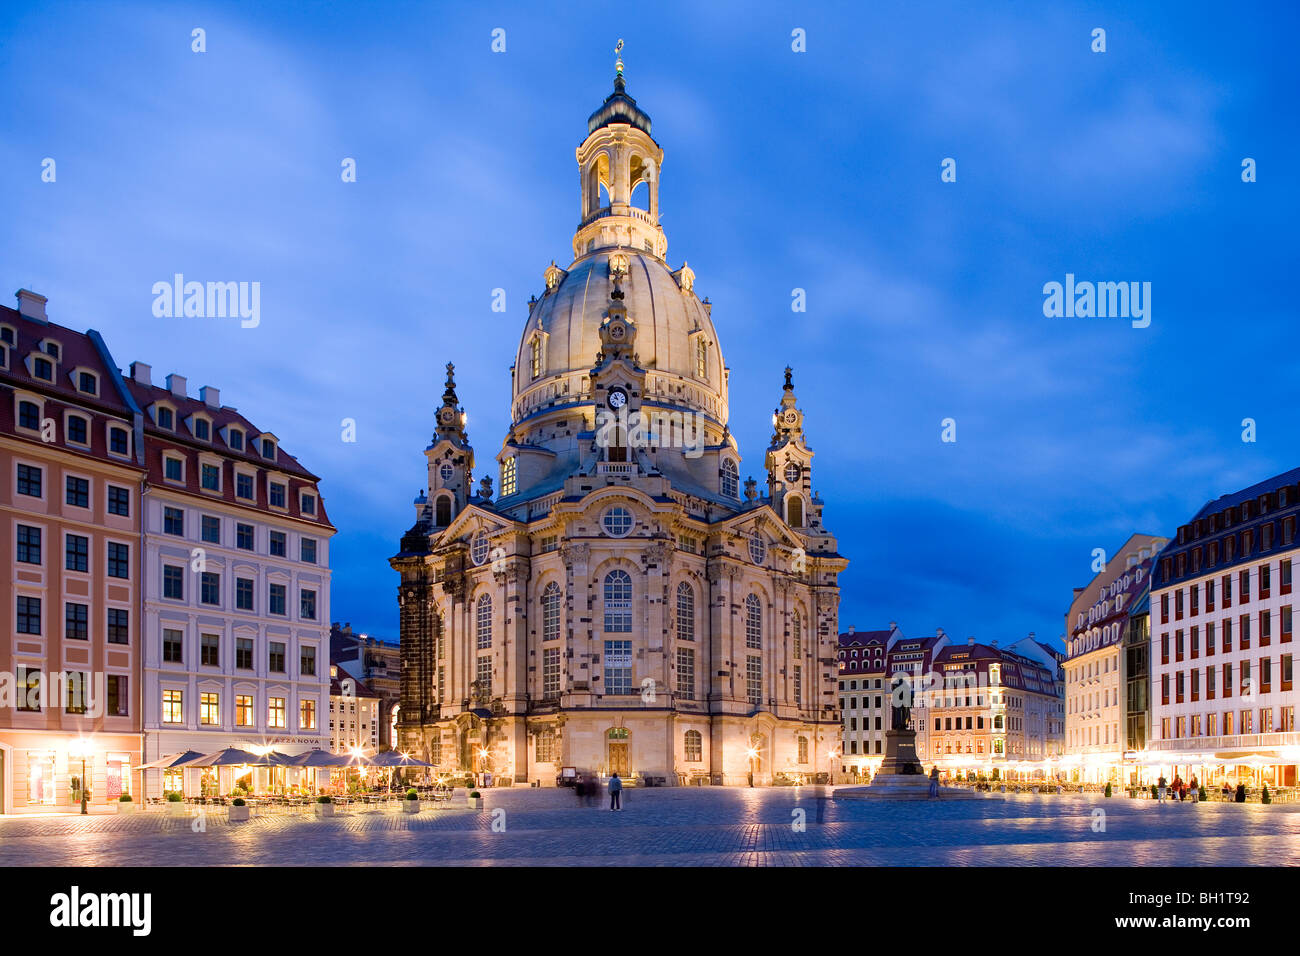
[1,788,1297,866]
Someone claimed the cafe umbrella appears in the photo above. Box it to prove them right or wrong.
[136,751,208,800]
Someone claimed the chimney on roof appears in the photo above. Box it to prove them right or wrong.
[847,625,855,635]
[968,637,975,646]
[1028,631,1036,640]
[200,385,220,408]
[130,362,152,386]
[991,640,998,647]
[166,373,187,398]
[16,289,47,322]
[936,627,945,637]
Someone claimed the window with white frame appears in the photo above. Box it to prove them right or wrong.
[476,594,492,648]
[542,582,561,641]
[604,640,632,695]
[745,593,762,648]
[676,582,695,642]
[603,570,632,632]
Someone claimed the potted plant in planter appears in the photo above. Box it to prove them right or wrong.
[229,797,250,822]
[466,790,482,810]
[315,795,335,817]
[165,792,186,816]
[403,788,421,813]
[116,794,135,814]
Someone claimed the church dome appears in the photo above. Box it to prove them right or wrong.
[512,250,727,427]
[510,68,729,430]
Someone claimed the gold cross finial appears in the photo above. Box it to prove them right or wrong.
[615,38,624,75]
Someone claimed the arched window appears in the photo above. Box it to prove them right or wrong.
[476,594,492,648]
[500,457,517,497]
[720,459,738,499]
[435,494,452,527]
[791,612,802,657]
[604,570,632,632]
[684,730,702,762]
[786,495,803,527]
[542,582,561,642]
[798,735,809,763]
[745,593,762,649]
[676,582,695,643]
[696,337,708,379]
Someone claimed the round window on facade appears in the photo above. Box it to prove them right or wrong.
[471,532,490,565]
[439,463,455,484]
[783,463,801,485]
[602,507,634,537]
[749,534,766,565]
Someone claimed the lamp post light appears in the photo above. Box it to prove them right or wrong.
[69,738,90,815]
[744,747,758,787]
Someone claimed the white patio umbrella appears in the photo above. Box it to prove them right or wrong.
[137,751,206,770]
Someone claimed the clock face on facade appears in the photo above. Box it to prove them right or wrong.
[439,408,455,424]
[783,410,799,426]
[611,323,625,339]
[608,387,628,410]
[784,463,801,484]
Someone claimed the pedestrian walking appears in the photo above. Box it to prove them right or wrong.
[928,766,939,799]
[1173,774,1184,801]
[609,772,623,810]
[1157,774,1167,802]
[574,774,586,804]
[1190,775,1199,802]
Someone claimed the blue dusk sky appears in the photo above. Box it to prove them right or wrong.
[3,2,1298,648]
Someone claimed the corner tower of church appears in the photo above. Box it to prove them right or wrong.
[392,51,848,786]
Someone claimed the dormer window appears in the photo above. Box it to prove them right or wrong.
[108,426,129,456]
[720,458,739,499]
[66,414,89,446]
[193,418,211,441]
[500,458,517,497]
[18,399,40,430]
[530,338,541,379]
[0,325,14,346]
[261,438,276,460]
[77,371,97,395]
[227,428,244,452]
[269,481,287,509]
[301,492,317,516]
[200,462,221,492]
[42,341,59,360]
[695,337,708,378]
[156,406,174,430]
[32,356,53,381]
[164,455,184,482]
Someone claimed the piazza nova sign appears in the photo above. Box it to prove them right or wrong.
[1068,566,1146,659]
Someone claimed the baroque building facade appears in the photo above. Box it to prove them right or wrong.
[392,63,847,786]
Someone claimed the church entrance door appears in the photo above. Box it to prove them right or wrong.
[608,742,629,776]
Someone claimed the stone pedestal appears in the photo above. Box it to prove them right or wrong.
[834,726,982,801]
[876,728,924,777]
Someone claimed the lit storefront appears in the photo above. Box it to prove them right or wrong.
[0,731,139,814]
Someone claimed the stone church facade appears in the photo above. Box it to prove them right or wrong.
[392,61,847,786]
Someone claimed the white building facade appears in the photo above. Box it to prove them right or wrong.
[1150,469,1300,789]
[129,365,334,795]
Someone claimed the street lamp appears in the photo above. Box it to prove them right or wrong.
[69,738,90,814]
[827,748,839,789]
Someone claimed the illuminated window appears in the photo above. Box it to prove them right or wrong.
[684,730,702,761]
[162,689,183,723]
[300,699,316,730]
[720,459,738,498]
[268,697,286,728]
[501,457,517,497]
[200,692,220,725]
[235,695,254,727]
